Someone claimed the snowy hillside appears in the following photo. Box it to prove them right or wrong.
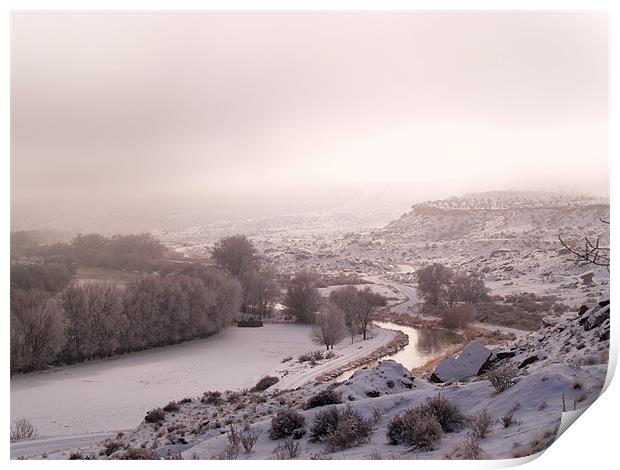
[54,298,609,461]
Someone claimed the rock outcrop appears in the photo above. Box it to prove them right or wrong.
[430,341,492,383]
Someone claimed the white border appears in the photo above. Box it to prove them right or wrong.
[2,2,616,468]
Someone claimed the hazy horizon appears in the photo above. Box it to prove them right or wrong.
[11,11,609,233]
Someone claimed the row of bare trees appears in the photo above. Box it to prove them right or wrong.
[10,268,242,374]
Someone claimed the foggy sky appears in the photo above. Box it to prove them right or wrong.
[11,11,609,232]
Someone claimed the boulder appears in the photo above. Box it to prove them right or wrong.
[600,319,610,341]
[584,304,610,331]
[579,305,601,325]
[430,341,492,383]
[542,315,561,327]
[580,271,595,285]
[516,350,547,369]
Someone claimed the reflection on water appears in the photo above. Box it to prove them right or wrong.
[336,321,463,381]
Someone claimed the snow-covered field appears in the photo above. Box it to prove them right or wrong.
[11,324,319,438]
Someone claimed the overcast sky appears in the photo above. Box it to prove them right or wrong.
[11,11,609,231]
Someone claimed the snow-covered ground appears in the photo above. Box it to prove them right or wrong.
[11,324,319,438]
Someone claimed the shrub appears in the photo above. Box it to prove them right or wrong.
[103,439,123,456]
[387,408,442,450]
[422,394,465,432]
[144,408,165,423]
[227,425,241,447]
[468,408,495,438]
[298,352,312,363]
[272,438,300,459]
[310,407,341,442]
[10,418,38,441]
[69,451,95,460]
[218,444,240,460]
[325,350,336,359]
[440,305,475,329]
[202,390,223,405]
[486,364,519,393]
[501,413,514,428]
[270,409,306,439]
[324,407,373,451]
[310,405,373,450]
[226,391,241,403]
[163,401,180,412]
[241,430,260,453]
[179,397,192,404]
[252,376,279,392]
[304,389,342,409]
[312,350,324,361]
[120,448,160,460]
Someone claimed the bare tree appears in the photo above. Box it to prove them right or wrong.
[243,267,280,319]
[356,287,387,340]
[329,286,386,340]
[211,235,259,278]
[311,303,347,350]
[416,263,452,307]
[455,271,489,304]
[10,289,65,373]
[558,219,610,270]
[284,270,322,323]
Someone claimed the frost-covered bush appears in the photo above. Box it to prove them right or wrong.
[387,407,442,450]
[272,438,300,459]
[468,408,495,438]
[270,409,306,439]
[10,418,38,441]
[202,390,223,405]
[119,448,160,460]
[310,407,340,441]
[310,405,373,450]
[486,364,519,393]
[304,389,342,409]
[252,376,279,392]
[163,401,179,412]
[324,408,373,451]
[144,407,165,423]
[423,394,465,432]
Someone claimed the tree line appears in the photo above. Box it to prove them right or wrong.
[10,267,241,374]
[11,232,178,273]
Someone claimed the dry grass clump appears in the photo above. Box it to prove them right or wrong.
[512,428,557,458]
[272,438,300,459]
[10,418,38,441]
[460,433,485,459]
